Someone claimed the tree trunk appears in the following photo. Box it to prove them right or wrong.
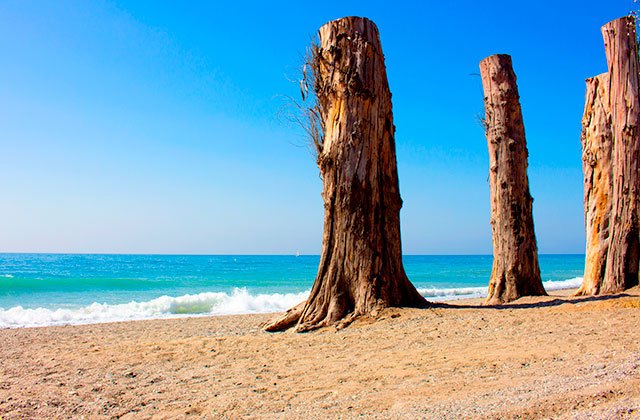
[600,16,640,293]
[264,16,426,333]
[576,73,613,296]
[479,54,546,305]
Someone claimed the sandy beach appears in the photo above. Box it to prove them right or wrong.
[1,288,639,419]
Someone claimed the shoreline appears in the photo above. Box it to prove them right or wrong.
[0,277,584,330]
[2,287,640,418]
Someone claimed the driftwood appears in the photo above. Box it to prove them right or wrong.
[576,73,612,296]
[578,16,640,295]
[264,17,426,332]
[479,54,546,305]
[599,17,640,293]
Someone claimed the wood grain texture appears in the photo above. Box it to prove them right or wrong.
[577,74,613,296]
[600,16,640,294]
[264,16,426,332]
[479,54,546,305]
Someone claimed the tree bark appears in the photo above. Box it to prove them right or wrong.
[600,16,640,293]
[576,73,613,296]
[479,54,546,305]
[264,16,426,332]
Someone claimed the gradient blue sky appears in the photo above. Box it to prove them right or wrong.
[0,0,633,254]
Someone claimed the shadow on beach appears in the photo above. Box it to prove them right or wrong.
[430,292,634,311]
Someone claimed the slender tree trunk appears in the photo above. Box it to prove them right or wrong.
[600,16,640,293]
[479,54,546,305]
[264,17,426,332]
[576,73,613,296]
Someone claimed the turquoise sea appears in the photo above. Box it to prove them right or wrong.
[0,254,585,328]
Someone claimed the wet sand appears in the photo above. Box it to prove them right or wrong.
[1,288,640,418]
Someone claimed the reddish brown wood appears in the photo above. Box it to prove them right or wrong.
[479,54,546,305]
[264,17,426,332]
[600,16,640,293]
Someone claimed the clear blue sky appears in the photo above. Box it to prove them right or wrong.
[0,0,633,254]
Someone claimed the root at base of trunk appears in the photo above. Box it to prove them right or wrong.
[263,302,349,333]
[574,284,599,297]
[262,302,306,332]
[263,299,428,333]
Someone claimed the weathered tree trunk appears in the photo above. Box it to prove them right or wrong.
[264,16,426,332]
[576,73,613,296]
[600,16,640,293]
[479,54,546,305]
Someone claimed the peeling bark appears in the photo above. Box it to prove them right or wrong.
[264,16,426,332]
[576,73,613,296]
[479,54,546,305]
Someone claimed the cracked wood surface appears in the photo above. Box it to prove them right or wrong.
[265,16,425,332]
[480,54,546,305]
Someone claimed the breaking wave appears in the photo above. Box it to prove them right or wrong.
[0,277,584,328]
[0,288,308,329]
[420,276,584,302]
[542,276,583,291]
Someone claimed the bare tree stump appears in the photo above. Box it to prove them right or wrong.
[264,16,427,332]
[479,54,546,305]
[576,73,613,296]
[600,16,640,293]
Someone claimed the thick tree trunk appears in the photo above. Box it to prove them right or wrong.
[600,16,640,293]
[576,73,613,296]
[479,54,546,305]
[264,16,426,333]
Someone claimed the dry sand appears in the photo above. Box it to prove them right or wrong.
[1,288,640,419]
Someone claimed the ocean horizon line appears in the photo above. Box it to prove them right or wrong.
[0,252,587,257]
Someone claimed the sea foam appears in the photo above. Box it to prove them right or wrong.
[0,277,584,329]
[542,276,583,291]
[422,276,584,302]
[0,288,308,329]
